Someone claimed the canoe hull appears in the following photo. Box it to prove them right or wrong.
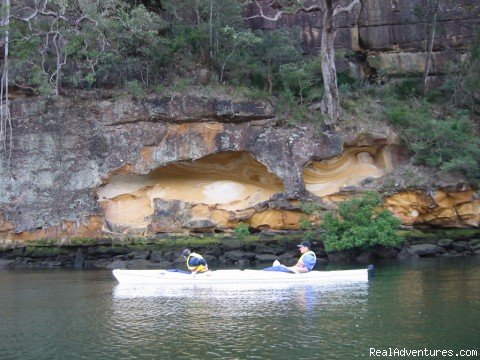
[112,268,370,285]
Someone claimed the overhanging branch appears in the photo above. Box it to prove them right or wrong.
[333,0,360,16]
[245,0,324,21]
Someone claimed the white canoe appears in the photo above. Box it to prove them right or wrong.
[112,267,373,286]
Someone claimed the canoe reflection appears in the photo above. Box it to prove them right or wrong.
[113,282,369,305]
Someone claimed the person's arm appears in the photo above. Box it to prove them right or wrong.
[189,257,207,266]
[300,254,316,272]
[290,261,307,273]
[290,254,316,273]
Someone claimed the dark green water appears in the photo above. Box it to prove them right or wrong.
[0,257,479,360]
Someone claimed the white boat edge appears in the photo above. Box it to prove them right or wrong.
[112,267,374,285]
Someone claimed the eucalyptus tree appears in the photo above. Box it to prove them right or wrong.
[7,0,105,95]
[5,1,167,95]
[162,0,257,82]
[245,0,360,124]
[0,0,12,160]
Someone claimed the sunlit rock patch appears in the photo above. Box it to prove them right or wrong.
[97,151,285,231]
[0,216,104,244]
[385,190,479,227]
[249,210,303,230]
[0,213,14,242]
[303,146,393,197]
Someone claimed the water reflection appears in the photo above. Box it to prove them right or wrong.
[109,282,369,359]
[1,258,478,359]
[113,281,368,300]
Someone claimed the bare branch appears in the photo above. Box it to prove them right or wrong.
[245,0,324,21]
[244,1,284,21]
[299,5,323,13]
[333,0,360,16]
[75,15,98,28]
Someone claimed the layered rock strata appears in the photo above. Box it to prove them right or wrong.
[0,94,478,246]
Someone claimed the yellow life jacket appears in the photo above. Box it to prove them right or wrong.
[298,250,316,270]
[186,252,208,273]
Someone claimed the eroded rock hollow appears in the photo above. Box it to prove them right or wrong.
[303,147,393,197]
[98,151,285,232]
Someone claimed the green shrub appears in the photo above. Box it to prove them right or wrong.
[300,201,323,215]
[321,191,403,253]
[383,104,411,126]
[392,78,422,99]
[404,114,480,181]
[385,102,480,184]
[234,223,250,240]
[125,80,146,99]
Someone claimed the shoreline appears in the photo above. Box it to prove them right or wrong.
[1,229,479,270]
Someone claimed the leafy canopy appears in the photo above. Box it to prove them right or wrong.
[321,192,403,252]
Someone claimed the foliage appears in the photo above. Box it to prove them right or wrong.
[300,201,323,215]
[163,0,252,82]
[125,80,146,99]
[448,29,480,113]
[299,201,325,242]
[280,58,322,102]
[321,192,403,252]
[7,1,170,94]
[227,28,303,93]
[391,79,423,100]
[233,223,250,240]
[299,215,313,230]
[385,102,480,184]
[276,89,309,123]
[101,4,171,86]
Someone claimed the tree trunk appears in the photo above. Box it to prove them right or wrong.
[422,0,439,94]
[319,1,340,124]
[53,33,64,96]
[1,0,12,160]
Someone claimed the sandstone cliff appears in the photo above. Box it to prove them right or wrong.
[1,0,479,245]
[0,92,478,245]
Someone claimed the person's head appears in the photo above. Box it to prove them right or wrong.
[297,241,311,253]
[182,248,191,258]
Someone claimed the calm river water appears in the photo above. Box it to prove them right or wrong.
[0,257,479,360]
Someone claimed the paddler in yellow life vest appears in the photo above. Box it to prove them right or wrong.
[182,248,209,274]
[264,240,316,273]
[289,240,316,273]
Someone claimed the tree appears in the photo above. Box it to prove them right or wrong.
[247,28,302,93]
[6,1,92,95]
[1,0,12,161]
[245,0,360,124]
[455,29,480,114]
[421,0,439,94]
[5,1,169,94]
[410,0,442,94]
[163,0,252,81]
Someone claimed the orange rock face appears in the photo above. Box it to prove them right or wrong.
[0,216,104,244]
[249,210,303,230]
[385,190,479,227]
